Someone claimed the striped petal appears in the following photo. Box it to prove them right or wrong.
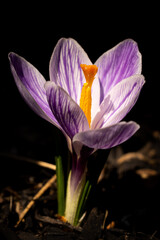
[91,75,145,129]
[49,38,91,104]
[95,39,142,102]
[45,81,90,139]
[73,121,139,156]
[8,52,61,129]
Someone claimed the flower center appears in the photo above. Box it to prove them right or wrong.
[80,64,98,127]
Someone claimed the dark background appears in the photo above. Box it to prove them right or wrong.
[1,3,160,164]
[1,4,160,237]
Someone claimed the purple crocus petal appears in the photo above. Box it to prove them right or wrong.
[73,121,139,156]
[49,38,91,104]
[49,38,100,113]
[8,52,61,130]
[95,39,142,102]
[45,81,90,139]
[91,74,145,129]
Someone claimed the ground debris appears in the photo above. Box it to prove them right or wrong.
[78,208,104,240]
[1,129,160,239]
[104,229,160,240]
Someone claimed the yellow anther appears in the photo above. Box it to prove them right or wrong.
[80,64,98,127]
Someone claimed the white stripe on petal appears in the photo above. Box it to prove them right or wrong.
[91,75,145,129]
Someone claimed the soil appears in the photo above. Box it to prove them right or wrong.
[0,123,160,240]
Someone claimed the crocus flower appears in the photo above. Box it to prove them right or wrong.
[8,38,145,225]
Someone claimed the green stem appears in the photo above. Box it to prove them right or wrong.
[65,171,86,225]
[55,156,65,216]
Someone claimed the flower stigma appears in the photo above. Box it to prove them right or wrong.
[80,64,98,127]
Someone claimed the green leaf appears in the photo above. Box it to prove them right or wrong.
[55,156,65,216]
[74,179,92,226]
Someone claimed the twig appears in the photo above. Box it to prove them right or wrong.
[101,210,108,230]
[0,152,56,171]
[15,174,57,227]
[150,230,158,239]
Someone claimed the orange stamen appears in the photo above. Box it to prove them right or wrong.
[80,64,98,127]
